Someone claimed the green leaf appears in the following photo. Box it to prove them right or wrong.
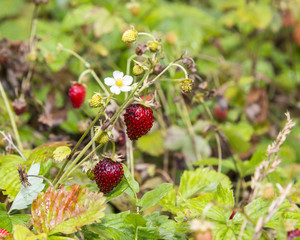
[27,142,70,163]
[178,168,232,199]
[61,5,98,31]
[123,164,139,196]
[89,212,134,240]
[105,177,129,202]
[9,163,45,213]
[214,225,236,240]
[13,225,47,240]
[125,213,147,228]
[144,212,185,240]
[220,122,254,154]
[30,185,106,235]
[193,158,236,172]
[137,130,164,156]
[138,183,173,211]
[52,146,71,163]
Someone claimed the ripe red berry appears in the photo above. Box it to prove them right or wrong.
[124,104,154,140]
[68,84,86,108]
[0,228,10,237]
[288,229,300,240]
[12,98,27,115]
[214,104,228,121]
[94,158,124,194]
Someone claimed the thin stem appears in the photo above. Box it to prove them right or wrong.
[127,54,136,76]
[0,82,23,151]
[215,132,222,172]
[90,70,110,96]
[59,44,90,68]
[138,32,156,41]
[53,94,112,186]
[29,4,39,49]
[78,69,91,84]
[63,143,103,181]
[0,131,26,161]
[172,63,188,79]
[111,141,116,158]
[202,101,223,172]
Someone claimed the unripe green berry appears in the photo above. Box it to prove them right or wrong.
[133,64,144,76]
[96,131,110,145]
[86,169,95,180]
[90,93,103,108]
[147,40,160,52]
[180,79,193,93]
[122,27,138,44]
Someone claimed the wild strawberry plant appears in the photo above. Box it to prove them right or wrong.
[1,1,300,240]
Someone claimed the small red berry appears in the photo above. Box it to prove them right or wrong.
[288,229,300,240]
[12,98,27,115]
[124,104,154,140]
[0,228,10,237]
[68,83,86,108]
[214,104,228,121]
[94,158,124,194]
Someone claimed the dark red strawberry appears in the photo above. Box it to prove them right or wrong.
[68,83,86,108]
[94,158,124,194]
[124,104,154,140]
[0,228,10,237]
[288,229,300,240]
[12,98,27,115]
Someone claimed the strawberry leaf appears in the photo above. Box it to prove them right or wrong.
[138,183,173,212]
[178,168,231,200]
[31,185,106,235]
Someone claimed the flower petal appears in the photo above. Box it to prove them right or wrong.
[120,85,132,92]
[123,75,133,85]
[110,85,121,95]
[104,77,115,86]
[113,71,124,79]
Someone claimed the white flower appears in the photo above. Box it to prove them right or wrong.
[104,71,133,95]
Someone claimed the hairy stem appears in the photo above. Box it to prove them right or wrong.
[0,82,23,151]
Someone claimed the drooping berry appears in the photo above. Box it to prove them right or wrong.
[12,98,27,115]
[94,158,124,194]
[86,169,95,180]
[95,130,110,145]
[0,229,10,237]
[122,27,138,44]
[68,83,86,108]
[147,40,160,52]
[229,211,236,220]
[124,104,154,141]
[288,229,300,240]
[133,64,144,76]
[179,79,193,94]
[89,93,102,108]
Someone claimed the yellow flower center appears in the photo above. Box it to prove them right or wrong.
[115,79,123,87]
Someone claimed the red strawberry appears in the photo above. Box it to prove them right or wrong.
[12,98,27,115]
[288,229,300,240]
[68,84,86,108]
[214,104,228,121]
[94,158,124,194]
[124,104,154,140]
[0,228,10,237]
